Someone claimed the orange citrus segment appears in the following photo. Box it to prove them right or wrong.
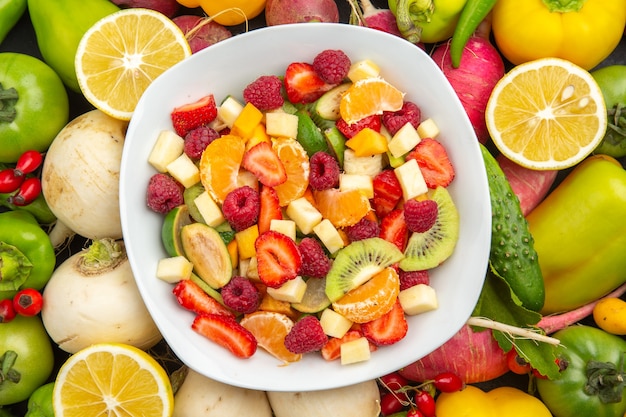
[199,134,247,203]
[272,138,310,206]
[240,311,302,364]
[75,8,191,121]
[313,188,372,228]
[339,77,404,124]
[331,267,400,323]
[486,57,607,170]
[53,343,173,417]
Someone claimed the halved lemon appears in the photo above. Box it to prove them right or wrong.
[53,343,174,417]
[486,57,607,170]
[75,8,191,121]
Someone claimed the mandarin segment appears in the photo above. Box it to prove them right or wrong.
[313,188,372,228]
[272,138,310,206]
[240,311,302,363]
[199,134,246,203]
[339,77,404,124]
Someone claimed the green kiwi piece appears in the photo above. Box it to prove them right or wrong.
[183,182,206,223]
[296,109,329,157]
[399,186,460,271]
[325,237,404,303]
[291,277,331,313]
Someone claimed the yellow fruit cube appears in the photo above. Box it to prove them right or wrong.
[347,59,380,82]
[345,128,388,157]
[235,224,259,260]
[246,123,271,150]
[340,337,371,365]
[232,102,264,139]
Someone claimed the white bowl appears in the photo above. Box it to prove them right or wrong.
[120,23,491,392]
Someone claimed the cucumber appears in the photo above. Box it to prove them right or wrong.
[480,144,545,312]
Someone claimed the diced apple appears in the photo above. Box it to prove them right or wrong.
[156,256,193,283]
[265,112,299,138]
[166,153,200,188]
[148,130,185,172]
[217,96,244,127]
[286,197,323,235]
[340,337,371,365]
[266,276,307,303]
[347,59,380,82]
[398,284,438,315]
[270,219,297,241]
[417,118,440,139]
[313,219,345,254]
[394,158,428,201]
[388,122,421,158]
[343,149,383,177]
[320,308,353,339]
[339,173,374,199]
[245,256,260,280]
[194,191,224,227]
[238,257,250,278]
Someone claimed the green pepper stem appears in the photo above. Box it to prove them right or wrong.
[78,238,126,275]
[0,83,18,123]
[541,0,587,13]
[0,350,21,386]
[394,0,435,43]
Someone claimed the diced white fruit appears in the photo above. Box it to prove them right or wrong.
[238,257,250,278]
[320,308,353,339]
[156,256,193,283]
[166,153,200,188]
[394,158,428,201]
[148,130,185,173]
[266,276,307,303]
[399,284,438,315]
[388,122,421,158]
[339,173,374,199]
[236,169,259,190]
[265,112,299,138]
[245,256,259,280]
[347,59,380,82]
[270,219,297,241]
[343,149,383,177]
[194,191,224,227]
[340,337,371,365]
[417,118,440,139]
[218,96,244,128]
[313,219,345,254]
[286,197,323,235]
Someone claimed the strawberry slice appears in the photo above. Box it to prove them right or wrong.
[173,279,234,318]
[242,141,287,187]
[372,170,403,217]
[405,138,455,188]
[258,185,282,234]
[361,299,408,346]
[192,313,257,358]
[335,114,382,139]
[170,94,218,137]
[255,230,302,288]
[284,62,333,104]
[379,208,408,252]
[321,329,378,361]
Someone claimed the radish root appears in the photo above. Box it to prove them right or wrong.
[186,8,249,39]
[467,317,561,346]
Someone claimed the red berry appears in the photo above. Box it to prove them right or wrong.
[336,114,381,138]
[284,315,328,354]
[146,173,184,214]
[406,137,455,188]
[507,349,532,375]
[415,390,436,417]
[407,408,425,417]
[15,150,43,175]
[9,177,41,206]
[312,49,351,84]
[255,230,302,288]
[12,288,43,317]
[184,126,220,159]
[380,392,408,416]
[308,151,340,190]
[298,237,332,278]
[171,94,218,137]
[378,371,409,392]
[0,299,16,323]
[221,186,260,232]
[345,216,380,242]
[242,141,287,187]
[192,313,257,359]
[221,276,261,314]
[398,269,430,291]
[433,371,464,392]
[0,168,23,193]
[243,75,284,111]
[403,199,438,233]
[284,62,333,104]
[382,101,421,135]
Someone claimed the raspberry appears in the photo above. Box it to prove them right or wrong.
[284,315,328,354]
[403,199,438,233]
[346,217,380,242]
[312,49,351,84]
[308,151,340,190]
[336,114,382,138]
[382,101,421,136]
[399,270,430,291]
[298,237,332,278]
[243,75,284,111]
[184,126,220,159]
[146,173,184,214]
[221,186,260,232]
[221,276,261,314]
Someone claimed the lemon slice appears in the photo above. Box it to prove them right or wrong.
[53,343,174,417]
[75,8,191,121]
[486,57,607,170]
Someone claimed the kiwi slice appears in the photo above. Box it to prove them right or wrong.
[399,186,460,271]
[292,277,331,313]
[325,237,404,303]
[183,182,206,223]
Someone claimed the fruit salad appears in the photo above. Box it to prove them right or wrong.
[145,48,460,365]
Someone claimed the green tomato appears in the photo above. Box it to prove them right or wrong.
[536,325,626,417]
[592,65,626,158]
[388,0,467,43]
[0,52,69,163]
[0,315,55,406]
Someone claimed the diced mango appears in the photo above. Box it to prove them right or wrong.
[345,128,388,157]
[232,102,264,139]
[235,224,259,260]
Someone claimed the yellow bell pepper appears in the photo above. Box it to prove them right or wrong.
[491,0,626,70]
[176,0,266,26]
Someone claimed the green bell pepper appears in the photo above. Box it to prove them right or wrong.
[0,0,26,44]
[527,154,626,314]
[0,211,55,300]
[388,0,467,44]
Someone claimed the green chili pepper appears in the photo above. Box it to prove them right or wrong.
[0,0,27,44]
[526,155,626,314]
[449,0,497,68]
[0,210,55,300]
[388,0,467,44]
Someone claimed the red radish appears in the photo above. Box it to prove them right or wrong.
[497,153,557,216]
[173,15,232,54]
[347,0,401,37]
[264,0,339,26]
[431,36,505,144]
[109,0,180,17]
[399,324,509,384]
